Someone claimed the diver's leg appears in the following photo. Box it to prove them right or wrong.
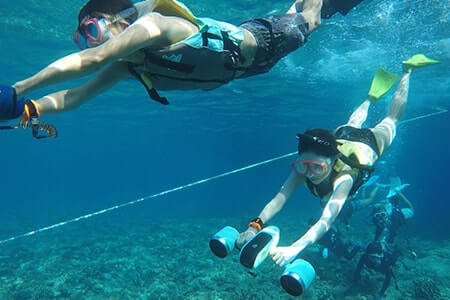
[370,70,411,155]
[345,99,371,128]
[386,71,411,122]
[287,0,322,33]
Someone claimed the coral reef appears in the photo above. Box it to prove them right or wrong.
[0,216,448,299]
[412,277,441,300]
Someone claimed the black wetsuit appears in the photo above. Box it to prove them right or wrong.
[318,227,361,260]
[373,198,408,243]
[354,242,401,297]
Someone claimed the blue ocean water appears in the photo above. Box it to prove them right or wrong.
[0,0,449,299]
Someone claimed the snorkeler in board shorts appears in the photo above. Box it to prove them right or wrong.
[0,0,365,137]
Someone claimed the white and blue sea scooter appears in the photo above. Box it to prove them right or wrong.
[209,225,315,297]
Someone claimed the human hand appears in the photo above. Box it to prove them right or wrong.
[270,245,303,267]
[235,227,257,250]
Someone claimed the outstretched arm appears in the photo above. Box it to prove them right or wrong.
[235,171,303,249]
[258,171,304,223]
[271,174,354,266]
[13,16,161,98]
[396,190,414,210]
[35,62,131,115]
[360,186,380,207]
[13,13,197,98]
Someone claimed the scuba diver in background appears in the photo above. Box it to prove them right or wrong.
[339,177,381,226]
[0,0,366,138]
[372,188,414,243]
[233,55,438,267]
[352,240,401,299]
[308,219,365,260]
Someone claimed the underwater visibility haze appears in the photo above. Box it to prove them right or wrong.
[0,0,449,299]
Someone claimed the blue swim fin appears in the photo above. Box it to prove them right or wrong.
[0,85,25,121]
[387,177,410,198]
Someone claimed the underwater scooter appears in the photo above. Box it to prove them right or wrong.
[209,226,315,297]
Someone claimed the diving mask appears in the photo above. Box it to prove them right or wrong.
[291,159,329,178]
[73,7,137,50]
[368,251,384,265]
[373,210,389,227]
[74,18,114,49]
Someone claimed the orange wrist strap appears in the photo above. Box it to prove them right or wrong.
[248,217,264,232]
[21,100,40,124]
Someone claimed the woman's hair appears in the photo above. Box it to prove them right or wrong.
[78,0,134,24]
[296,128,339,157]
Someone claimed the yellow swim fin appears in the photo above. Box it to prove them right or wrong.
[402,54,440,71]
[368,67,399,102]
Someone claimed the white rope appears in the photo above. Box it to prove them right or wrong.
[399,106,448,125]
[1,106,447,245]
[0,151,298,245]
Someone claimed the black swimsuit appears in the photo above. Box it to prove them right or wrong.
[239,13,308,77]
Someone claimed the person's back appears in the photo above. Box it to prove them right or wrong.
[0,0,369,129]
[131,0,339,92]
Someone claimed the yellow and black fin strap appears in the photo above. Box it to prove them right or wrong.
[128,66,169,105]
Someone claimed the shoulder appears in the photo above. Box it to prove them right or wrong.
[334,172,354,186]
[135,1,155,16]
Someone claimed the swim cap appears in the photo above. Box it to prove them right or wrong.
[296,128,340,157]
